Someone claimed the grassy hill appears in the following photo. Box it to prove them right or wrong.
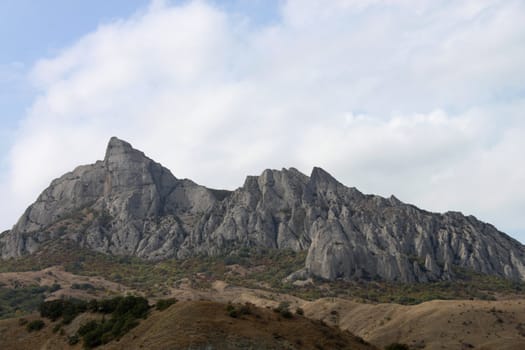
[304,298,525,350]
[0,300,377,350]
[2,243,525,348]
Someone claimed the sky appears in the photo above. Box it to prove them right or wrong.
[0,0,524,244]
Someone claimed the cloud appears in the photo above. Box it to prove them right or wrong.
[1,0,524,242]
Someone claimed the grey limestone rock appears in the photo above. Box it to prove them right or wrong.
[1,137,524,283]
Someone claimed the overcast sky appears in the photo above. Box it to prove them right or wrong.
[1,0,524,243]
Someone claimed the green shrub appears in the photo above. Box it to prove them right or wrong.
[226,302,252,318]
[39,298,87,323]
[238,304,251,316]
[78,320,99,336]
[49,283,61,292]
[26,319,45,332]
[75,296,149,348]
[226,303,237,318]
[39,299,65,321]
[155,298,177,311]
[274,301,293,319]
[98,298,119,314]
[114,296,149,318]
[0,285,49,319]
[68,334,80,345]
[280,309,293,318]
[87,299,99,312]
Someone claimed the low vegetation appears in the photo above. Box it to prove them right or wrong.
[0,284,60,319]
[39,295,150,349]
[274,301,293,319]
[40,298,89,324]
[26,319,45,332]
[155,298,177,311]
[226,302,252,318]
[1,241,524,311]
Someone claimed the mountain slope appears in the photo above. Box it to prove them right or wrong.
[1,137,524,282]
[0,301,377,350]
[305,298,525,350]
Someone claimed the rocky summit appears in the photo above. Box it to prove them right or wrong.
[1,137,524,283]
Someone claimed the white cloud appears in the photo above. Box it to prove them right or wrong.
[1,0,524,242]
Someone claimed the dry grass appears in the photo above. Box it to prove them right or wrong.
[304,298,525,350]
[2,274,525,350]
[104,300,376,350]
[0,265,131,300]
[0,314,80,350]
[0,301,376,350]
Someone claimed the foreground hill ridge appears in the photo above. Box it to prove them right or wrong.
[0,299,378,350]
[1,137,524,282]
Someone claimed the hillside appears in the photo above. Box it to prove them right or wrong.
[1,274,525,349]
[305,298,525,350]
[0,300,377,350]
[1,137,524,283]
[1,246,525,349]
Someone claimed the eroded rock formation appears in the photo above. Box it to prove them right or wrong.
[2,137,524,282]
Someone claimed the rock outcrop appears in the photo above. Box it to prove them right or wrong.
[1,137,525,283]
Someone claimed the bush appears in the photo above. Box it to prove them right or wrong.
[238,304,252,316]
[78,320,99,336]
[39,299,65,321]
[49,283,61,292]
[38,295,150,348]
[114,296,149,318]
[75,296,149,349]
[156,298,177,311]
[0,285,49,319]
[274,301,293,319]
[385,343,409,350]
[280,309,293,319]
[98,298,119,314]
[87,299,99,312]
[226,303,238,318]
[39,298,87,324]
[26,319,45,332]
[226,302,252,318]
[68,335,80,345]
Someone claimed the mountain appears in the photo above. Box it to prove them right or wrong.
[1,137,524,283]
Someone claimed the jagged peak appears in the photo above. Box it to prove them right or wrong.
[389,195,403,205]
[104,137,147,164]
[256,167,310,187]
[107,136,132,149]
[310,166,339,185]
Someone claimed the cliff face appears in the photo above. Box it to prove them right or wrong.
[1,137,524,283]
[0,138,218,259]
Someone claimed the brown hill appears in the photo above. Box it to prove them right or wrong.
[304,298,525,350]
[0,300,377,350]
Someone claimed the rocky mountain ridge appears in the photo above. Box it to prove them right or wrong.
[1,137,524,283]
